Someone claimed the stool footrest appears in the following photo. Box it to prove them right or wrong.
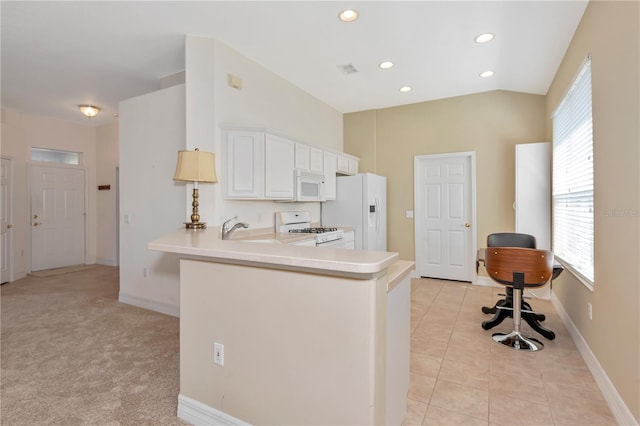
[495,306,536,315]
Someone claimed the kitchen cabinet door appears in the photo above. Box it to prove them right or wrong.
[225,130,264,199]
[348,158,358,175]
[323,152,337,200]
[309,147,324,174]
[265,134,295,199]
[337,155,350,175]
[336,154,358,176]
[295,144,323,174]
[295,143,311,171]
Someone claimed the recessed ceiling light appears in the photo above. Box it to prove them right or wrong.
[379,61,394,69]
[399,86,412,93]
[475,33,495,43]
[480,70,495,78]
[339,9,359,22]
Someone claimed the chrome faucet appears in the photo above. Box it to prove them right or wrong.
[221,216,249,240]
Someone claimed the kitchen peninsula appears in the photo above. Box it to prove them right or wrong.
[148,228,414,425]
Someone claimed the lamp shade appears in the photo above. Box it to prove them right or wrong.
[173,148,217,183]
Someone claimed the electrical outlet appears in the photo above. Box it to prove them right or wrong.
[214,342,224,366]
[143,267,148,278]
[588,303,593,320]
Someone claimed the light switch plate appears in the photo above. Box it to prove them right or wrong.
[214,342,224,366]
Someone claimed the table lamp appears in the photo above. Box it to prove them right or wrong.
[173,148,217,229]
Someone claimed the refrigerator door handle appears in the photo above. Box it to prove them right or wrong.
[375,197,380,232]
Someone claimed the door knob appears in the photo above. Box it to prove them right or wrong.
[7,224,12,229]
[33,214,38,219]
[33,222,39,227]
[465,223,471,228]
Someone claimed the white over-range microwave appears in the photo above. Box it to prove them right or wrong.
[294,170,325,202]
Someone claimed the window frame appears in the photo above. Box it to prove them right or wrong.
[551,55,595,290]
[30,147,82,166]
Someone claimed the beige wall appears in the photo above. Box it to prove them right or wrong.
[1,108,99,276]
[1,109,121,279]
[345,90,547,261]
[1,111,28,280]
[545,1,639,421]
[96,123,119,266]
[186,36,343,229]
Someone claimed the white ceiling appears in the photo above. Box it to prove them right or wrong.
[1,1,588,127]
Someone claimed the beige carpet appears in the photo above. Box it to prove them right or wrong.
[1,265,188,425]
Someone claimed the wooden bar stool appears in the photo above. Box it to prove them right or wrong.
[483,247,554,351]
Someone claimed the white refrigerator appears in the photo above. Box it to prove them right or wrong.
[322,173,387,251]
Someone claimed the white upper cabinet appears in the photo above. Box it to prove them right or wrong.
[224,127,358,201]
[309,147,324,174]
[295,143,311,171]
[295,143,324,175]
[225,130,265,199]
[323,151,337,200]
[348,158,358,175]
[265,134,295,200]
[337,153,358,176]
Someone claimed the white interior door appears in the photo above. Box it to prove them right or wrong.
[31,165,86,271]
[1,158,12,283]
[414,153,476,281]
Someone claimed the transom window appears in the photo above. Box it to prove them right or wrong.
[31,148,81,165]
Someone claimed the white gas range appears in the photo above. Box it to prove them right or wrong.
[275,211,351,248]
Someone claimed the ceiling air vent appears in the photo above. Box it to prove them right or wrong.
[338,64,358,75]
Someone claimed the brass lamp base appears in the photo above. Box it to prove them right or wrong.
[183,187,206,229]
[185,222,207,230]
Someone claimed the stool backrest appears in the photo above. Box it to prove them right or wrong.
[487,233,536,249]
[485,247,554,286]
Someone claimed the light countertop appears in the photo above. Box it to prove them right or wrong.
[148,228,399,279]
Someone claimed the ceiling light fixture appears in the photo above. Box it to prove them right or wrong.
[480,70,495,78]
[338,9,359,22]
[399,86,412,93]
[379,61,394,69]
[78,104,101,118]
[475,33,495,43]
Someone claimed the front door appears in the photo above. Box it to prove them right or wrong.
[30,165,85,271]
[414,152,476,281]
[1,158,12,283]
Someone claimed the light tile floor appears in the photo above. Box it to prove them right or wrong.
[405,278,617,426]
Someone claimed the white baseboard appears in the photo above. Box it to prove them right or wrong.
[551,292,638,426]
[178,394,249,425]
[96,257,118,267]
[12,271,27,282]
[118,292,180,317]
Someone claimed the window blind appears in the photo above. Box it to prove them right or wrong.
[552,56,594,284]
